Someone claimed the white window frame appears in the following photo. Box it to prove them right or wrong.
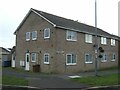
[32,31,37,40]
[101,37,107,45]
[111,39,115,46]
[66,31,77,41]
[44,28,50,39]
[85,34,92,43]
[66,54,77,65]
[85,53,93,64]
[26,32,30,41]
[31,53,37,62]
[101,54,107,62]
[111,53,116,61]
[44,53,50,64]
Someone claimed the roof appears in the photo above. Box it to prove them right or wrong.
[0,47,10,55]
[14,8,118,39]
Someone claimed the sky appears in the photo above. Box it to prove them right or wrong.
[0,0,119,48]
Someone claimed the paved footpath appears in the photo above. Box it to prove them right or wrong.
[2,68,119,89]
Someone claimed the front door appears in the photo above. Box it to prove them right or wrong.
[25,53,30,71]
[12,53,15,68]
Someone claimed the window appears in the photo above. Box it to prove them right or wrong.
[101,37,107,45]
[85,34,92,43]
[111,39,115,46]
[44,28,50,39]
[111,53,116,61]
[85,54,92,63]
[101,54,107,62]
[44,53,49,64]
[66,54,77,65]
[32,31,37,40]
[31,53,37,62]
[66,31,77,41]
[26,32,30,41]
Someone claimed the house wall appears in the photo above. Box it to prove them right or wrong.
[15,12,57,72]
[54,28,118,73]
[15,11,118,73]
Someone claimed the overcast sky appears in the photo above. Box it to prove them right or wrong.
[0,0,119,48]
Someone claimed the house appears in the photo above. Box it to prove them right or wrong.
[0,47,11,67]
[14,8,119,73]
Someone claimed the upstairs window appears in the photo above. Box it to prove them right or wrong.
[85,53,92,63]
[44,28,50,39]
[66,54,77,65]
[26,32,30,41]
[111,39,115,46]
[31,53,37,62]
[66,31,77,41]
[85,34,92,43]
[101,37,107,45]
[32,31,37,40]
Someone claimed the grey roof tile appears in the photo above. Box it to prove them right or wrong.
[32,8,115,38]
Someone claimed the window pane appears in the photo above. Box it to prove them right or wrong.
[31,53,36,62]
[72,54,76,63]
[32,31,37,40]
[67,55,71,63]
[44,28,50,38]
[44,53,49,64]
[26,32,30,41]
[111,39,115,46]
[85,54,89,62]
[85,34,92,43]
[113,54,116,59]
[67,31,77,41]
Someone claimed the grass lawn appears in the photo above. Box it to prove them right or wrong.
[2,75,28,86]
[70,74,119,86]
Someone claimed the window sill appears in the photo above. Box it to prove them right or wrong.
[32,39,37,41]
[111,45,115,46]
[31,61,36,63]
[26,40,30,41]
[101,60,107,63]
[85,41,92,44]
[44,37,50,39]
[85,62,93,64]
[66,63,76,65]
[66,39,77,42]
[101,44,107,45]
[111,60,115,62]
[44,62,50,65]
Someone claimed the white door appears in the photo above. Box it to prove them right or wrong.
[25,53,30,71]
[12,53,15,68]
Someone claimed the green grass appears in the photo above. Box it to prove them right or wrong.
[2,75,28,86]
[70,74,119,86]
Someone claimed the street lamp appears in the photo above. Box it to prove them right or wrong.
[95,0,98,76]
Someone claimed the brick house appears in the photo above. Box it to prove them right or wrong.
[14,8,118,73]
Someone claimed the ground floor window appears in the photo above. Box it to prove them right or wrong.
[44,53,50,64]
[101,54,107,62]
[66,54,77,65]
[111,53,116,61]
[31,53,37,62]
[85,53,92,63]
